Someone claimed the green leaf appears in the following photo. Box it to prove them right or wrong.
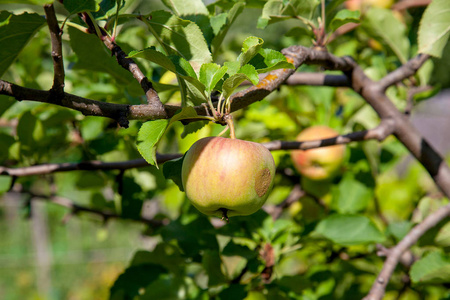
[224,61,241,76]
[91,0,126,19]
[363,8,410,63]
[222,65,259,99]
[202,250,228,286]
[410,251,450,284]
[248,48,295,73]
[199,63,228,94]
[63,0,101,15]
[137,107,205,167]
[211,13,227,36]
[239,36,264,67]
[137,119,170,167]
[161,0,208,16]
[121,176,145,219]
[110,264,167,299]
[257,0,320,29]
[0,133,15,162]
[0,176,12,195]
[0,0,53,5]
[162,155,185,192]
[17,111,44,149]
[161,216,220,257]
[330,9,360,31]
[387,221,413,242]
[141,274,184,300]
[181,120,208,138]
[68,26,133,84]
[315,214,385,246]
[168,106,202,124]
[0,12,46,77]
[129,48,206,98]
[211,1,245,57]
[132,243,185,274]
[141,10,212,67]
[331,173,373,214]
[418,0,450,58]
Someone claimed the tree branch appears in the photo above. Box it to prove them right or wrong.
[264,184,304,220]
[27,194,167,227]
[0,124,393,177]
[378,54,430,91]
[263,119,395,151]
[284,72,350,86]
[0,79,177,127]
[0,153,181,177]
[363,203,450,300]
[392,0,431,11]
[44,3,65,94]
[0,47,350,127]
[80,12,167,118]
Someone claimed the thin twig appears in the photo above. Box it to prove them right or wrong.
[29,194,167,227]
[263,119,395,151]
[392,0,431,11]
[0,154,181,177]
[264,184,304,220]
[326,23,360,44]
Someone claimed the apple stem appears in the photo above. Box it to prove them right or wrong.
[220,208,229,223]
[224,114,236,139]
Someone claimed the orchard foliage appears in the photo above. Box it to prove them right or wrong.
[0,0,449,299]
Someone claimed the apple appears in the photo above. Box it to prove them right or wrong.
[290,126,345,181]
[181,136,275,219]
[345,0,393,11]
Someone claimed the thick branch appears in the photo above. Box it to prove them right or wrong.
[44,4,65,94]
[0,79,178,127]
[346,57,450,300]
[242,72,350,87]
[0,47,351,126]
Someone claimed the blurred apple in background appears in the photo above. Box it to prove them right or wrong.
[291,126,346,181]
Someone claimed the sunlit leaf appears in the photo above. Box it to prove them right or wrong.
[239,36,264,67]
[137,119,170,167]
[63,0,101,15]
[418,0,450,58]
[258,0,320,29]
[140,10,212,66]
[161,0,208,15]
[363,8,410,63]
[330,9,360,31]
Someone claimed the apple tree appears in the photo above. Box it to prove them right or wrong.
[0,0,449,299]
